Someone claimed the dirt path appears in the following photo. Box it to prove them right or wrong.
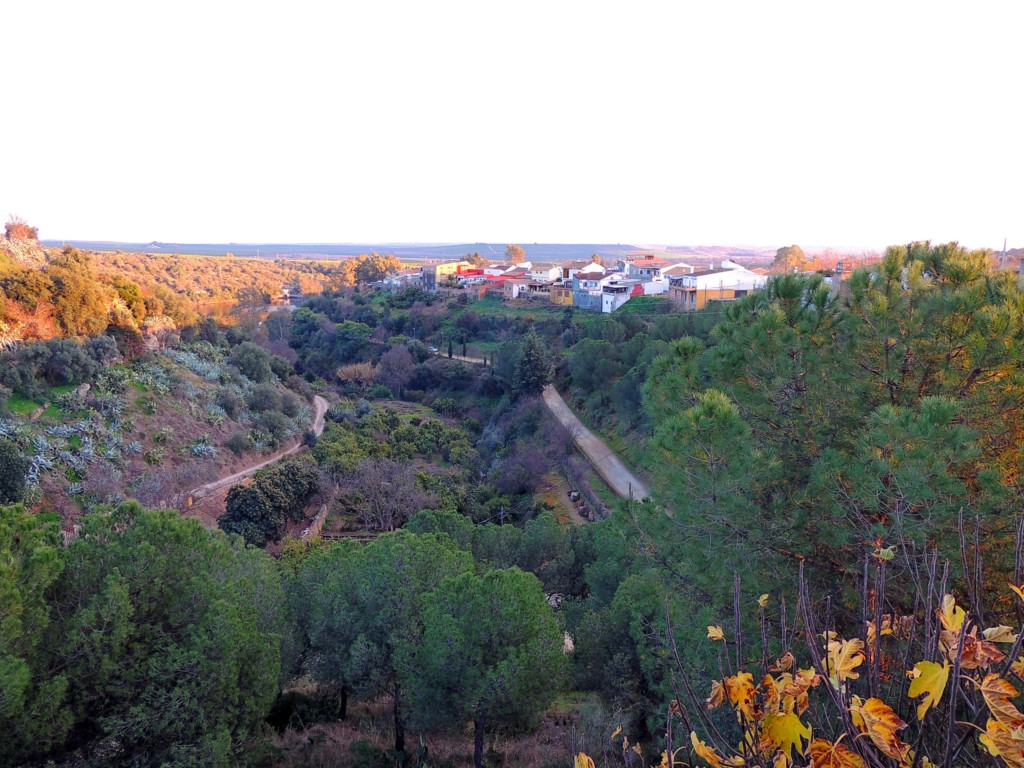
[542,386,650,501]
[431,351,650,502]
[187,395,329,504]
[436,351,487,365]
[545,474,590,525]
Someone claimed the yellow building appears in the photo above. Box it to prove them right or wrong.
[550,284,574,306]
[667,266,766,311]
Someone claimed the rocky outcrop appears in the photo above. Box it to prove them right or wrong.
[0,235,49,267]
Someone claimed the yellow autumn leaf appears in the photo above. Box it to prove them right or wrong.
[691,733,723,768]
[866,615,895,646]
[908,661,950,720]
[763,712,811,759]
[849,696,909,760]
[575,753,596,768]
[945,627,1006,670]
[938,594,966,631]
[610,726,622,741]
[980,673,1024,730]
[761,674,781,717]
[708,625,725,641]
[979,719,1001,757]
[983,626,1020,644]
[808,738,867,768]
[826,637,865,683]
[757,593,770,609]
[1013,657,1024,678]
[1010,583,1024,605]
[706,679,726,709]
[873,545,895,561]
[725,672,757,720]
[770,651,794,673]
[980,717,1024,765]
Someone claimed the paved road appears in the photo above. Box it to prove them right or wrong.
[430,352,649,501]
[188,394,329,502]
[541,385,650,501]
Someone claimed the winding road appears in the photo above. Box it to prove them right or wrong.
[541,385,649,501]
[434,352,649,501]
[187,395,329,504]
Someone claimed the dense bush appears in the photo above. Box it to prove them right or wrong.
[0,438,28,503]
[230,341,273,382]
[220,458,320,546]
[226,431,250,454]
[257,410,290,444]
[248,383,281,413]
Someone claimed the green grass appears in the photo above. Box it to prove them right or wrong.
[458,295,564,321]
[572,405,649,469]
[5,383,80,418]
[614,294,672,314]
[467,340,500,357]
[36,511,61,527]
[6,393,40,416]
[42,404,62,420]
[585,465,620,506]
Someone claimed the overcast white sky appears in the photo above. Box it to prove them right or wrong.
[3,1,1022,250]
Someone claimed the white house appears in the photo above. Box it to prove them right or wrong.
[484,262,532,277]
[600,280,644,313]
[559,260,605,280]
[626,258,672,280]
[527,264,561,282]
[667,262,767,311]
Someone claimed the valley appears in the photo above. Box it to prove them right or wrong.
[4,229,1024,768]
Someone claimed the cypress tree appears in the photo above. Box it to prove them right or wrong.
[511,330,551,398]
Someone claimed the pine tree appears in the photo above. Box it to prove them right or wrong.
[404,568,566,768]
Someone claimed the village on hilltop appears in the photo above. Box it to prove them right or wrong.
[385,249,859,313]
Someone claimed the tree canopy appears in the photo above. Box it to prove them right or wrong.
[407,568,566,768]
[512,329,552,398]
[2,502,286,766]
[772,243,808,272]
[505,244,526,264]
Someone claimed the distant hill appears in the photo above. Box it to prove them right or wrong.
[43,241,668,262]
[663,244,776,261]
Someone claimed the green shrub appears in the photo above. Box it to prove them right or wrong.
[226,431,250,455]
[258,411,290,444]
[248,384,281,413]
[0,438,28,503]
[280,391,301,418]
